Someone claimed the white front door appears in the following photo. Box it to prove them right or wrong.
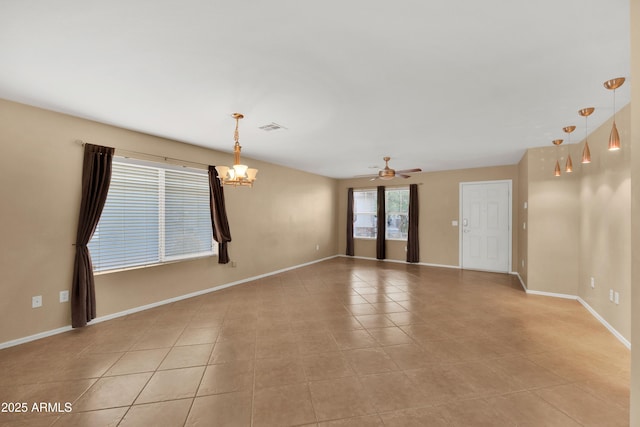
[460,180,511,273]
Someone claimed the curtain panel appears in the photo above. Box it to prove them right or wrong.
[71,143,114,328]
[406,183,420,263]
[346,188,354,256]
[376,185,386,260]
[208,166,232,264]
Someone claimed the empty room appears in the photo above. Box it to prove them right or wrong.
[1,1,639,426]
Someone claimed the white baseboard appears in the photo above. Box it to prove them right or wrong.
[339,254,460,270]
[577,297,631,349]
[513,272,527,292]
[92,255,340,325]
[524,289,631,350]
[3,255,630,352]
[342,259,631,350]
[0,255,339,350]
[418,261,460,270]
[525,289,578,300]
[0,326,74,350]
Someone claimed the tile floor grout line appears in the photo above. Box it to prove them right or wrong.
[249,317,258,427]
[0,258,630,426]
[532,387,589,427]
[182,348,212,427]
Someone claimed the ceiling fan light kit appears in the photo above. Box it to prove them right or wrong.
[371,156,422,181]
[217,79,626,181]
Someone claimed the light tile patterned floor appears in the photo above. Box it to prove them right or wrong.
[0,258,630,426]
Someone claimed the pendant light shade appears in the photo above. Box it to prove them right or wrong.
[552,139,563,177]
[581,142,591,164]
[565,155,573,173]
[578,107,594,164]
[608,121,620,151]
[216,113,258,187]
[562,126,575,173]
[604,77,625,151]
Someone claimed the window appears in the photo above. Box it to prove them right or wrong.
[353,188,409,240]
[353,190,377,238]
[385,188,409,240]
[88,158,215,272]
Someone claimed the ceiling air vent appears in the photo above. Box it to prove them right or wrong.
[258,122,286,131]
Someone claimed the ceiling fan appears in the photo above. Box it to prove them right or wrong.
[370,156,422,180]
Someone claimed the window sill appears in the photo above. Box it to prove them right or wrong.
[353,237,407,242]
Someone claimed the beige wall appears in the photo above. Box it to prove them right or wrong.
[517,151,529,286]
[523,105,631,340]
[337,165,519,269]
[523,144,580,295]
[577,107,631,340]
[630,0,639,422]
[0,99,338,344]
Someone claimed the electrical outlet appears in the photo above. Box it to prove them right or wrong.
[614,292,620,305]
[521,259,525,268]
[60,290,69,303]
[32,295,42,308]
[590,277,595,289]
[231,261,237,268]
[609,289,614,302]
[315,244,320,251]
[523,222,526,230]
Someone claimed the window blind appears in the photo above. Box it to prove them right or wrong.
[164,169,214,259]
[88,159,214,272]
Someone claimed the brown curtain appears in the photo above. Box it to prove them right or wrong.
[406,183,420,263]
[71,143,114,328]
[376,185,386,260]
[208,166,232,264]
[346,188,354,256]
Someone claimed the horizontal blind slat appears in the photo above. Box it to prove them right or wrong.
[89,159,214,272]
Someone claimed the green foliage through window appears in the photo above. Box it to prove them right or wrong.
[353,188,409,240]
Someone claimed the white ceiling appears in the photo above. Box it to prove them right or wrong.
[0,0,631,178]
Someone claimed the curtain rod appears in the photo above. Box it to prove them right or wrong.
[75,139,211,169]
[351,182,423,190]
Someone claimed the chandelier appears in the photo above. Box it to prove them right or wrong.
[215,113,258,187]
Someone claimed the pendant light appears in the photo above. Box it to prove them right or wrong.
[603,77,625,151]
[578,107,595,164]
[552,139,563,176]
[215,113,258,187]
[563,126,576,173]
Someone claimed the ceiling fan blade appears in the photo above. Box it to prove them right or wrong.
[398,174,411,179]
[396,168,422,174]
[369,177,379,181]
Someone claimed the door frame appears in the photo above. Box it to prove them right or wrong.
[458,179,513,273]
